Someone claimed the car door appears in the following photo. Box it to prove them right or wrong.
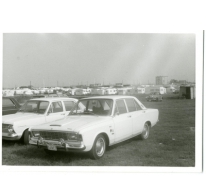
[2,98,18,115]
[129,99,148,135]
[46,101,66,123]
[113,99,133,143]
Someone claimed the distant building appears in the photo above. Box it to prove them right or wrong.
[179,85,195,99]
[156,76,168,85]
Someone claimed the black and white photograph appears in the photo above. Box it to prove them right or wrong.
[0,0,205,179]
[2,33,197,167]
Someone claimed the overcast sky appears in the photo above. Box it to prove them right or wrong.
[3,33,195,88]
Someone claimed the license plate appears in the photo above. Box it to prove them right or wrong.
[47,144,57,151]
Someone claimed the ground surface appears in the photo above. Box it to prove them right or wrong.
[2,95,195,166]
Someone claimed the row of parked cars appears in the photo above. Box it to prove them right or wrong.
[2,95,159,159]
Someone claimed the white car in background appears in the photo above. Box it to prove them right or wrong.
[2,97,78,144]
[29,96,159,159]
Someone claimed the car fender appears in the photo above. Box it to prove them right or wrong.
[80,125,113,151]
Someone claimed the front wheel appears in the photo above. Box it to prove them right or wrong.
[89,134,106,160]
[140,123,150,140]
[23,129,30,145]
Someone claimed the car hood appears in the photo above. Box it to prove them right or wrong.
[30,115,111,132]
[2,112,44,125]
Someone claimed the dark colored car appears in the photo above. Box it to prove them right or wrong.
[146,92,163,102]
[2,97,21,115]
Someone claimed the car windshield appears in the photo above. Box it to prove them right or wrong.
[18,100,49,114]
[70,99,113,116]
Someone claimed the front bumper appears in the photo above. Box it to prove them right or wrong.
[29,138,86,152]
[2,132,21,140]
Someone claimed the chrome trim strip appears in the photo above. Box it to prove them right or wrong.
[30,129,78,133]
[109,132,141,146]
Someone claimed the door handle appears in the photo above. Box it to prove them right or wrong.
[128,115,132,118]
[142,110,146,113]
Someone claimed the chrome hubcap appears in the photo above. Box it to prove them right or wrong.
[95,137,105,156]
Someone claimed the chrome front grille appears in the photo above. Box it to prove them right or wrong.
[2,124,10,133]
[2,128,8,133]
[2,124,10,128]
[33,131,73,140]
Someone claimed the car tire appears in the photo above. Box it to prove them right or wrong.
[90,134,106,160]
[23,129,30,145]
[140,123,150,140]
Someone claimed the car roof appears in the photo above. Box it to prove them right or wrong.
[81,95,137,100]
[29,97,78,101]
[3,96,14,99]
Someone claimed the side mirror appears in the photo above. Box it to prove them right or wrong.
[115,112,119,116]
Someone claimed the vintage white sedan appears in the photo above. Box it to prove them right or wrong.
[29,96,159,159]
[2,97,78,144]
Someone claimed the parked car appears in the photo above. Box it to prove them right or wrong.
[2,97,21,115]
[29,96,159,159]
[146,92,163,101]
[2,97,78,144]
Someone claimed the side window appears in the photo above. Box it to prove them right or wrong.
[52,101,63,113]
[116,99,127,114]
[63,101,75,111]
[134,100,143,111]
[3,99,15,107]
[39,101,49,114]
[125,98,137,112]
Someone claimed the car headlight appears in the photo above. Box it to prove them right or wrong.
[67,133,83,141]
[5,124,15,133]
